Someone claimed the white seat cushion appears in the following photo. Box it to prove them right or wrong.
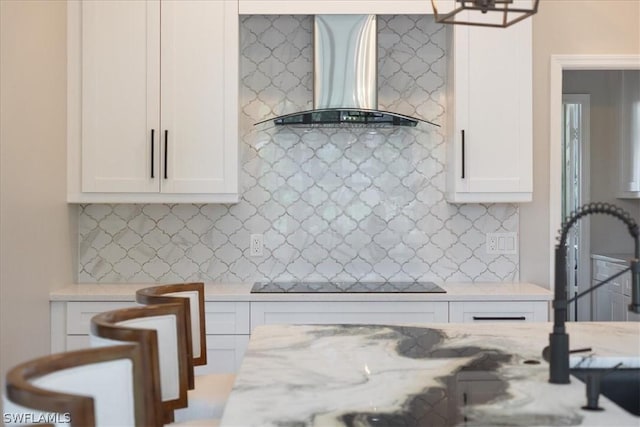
[172,373,235,422]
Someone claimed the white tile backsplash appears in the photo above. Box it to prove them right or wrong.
[78,15,519,284]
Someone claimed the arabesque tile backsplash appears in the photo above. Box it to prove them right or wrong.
[78,15,519,284]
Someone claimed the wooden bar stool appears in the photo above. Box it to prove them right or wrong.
[90,303,189,424]
[136,283,236,422]
[4,343,160,426]
[90,302,221,426]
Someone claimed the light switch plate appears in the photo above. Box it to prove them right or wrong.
[486,232,517,255]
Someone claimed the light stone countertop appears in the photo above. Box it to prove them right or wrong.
[221,322,640,427]
[50,282,552,302]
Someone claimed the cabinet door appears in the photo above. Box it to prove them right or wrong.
[160,0,238,194]
[592,282,611,321]
[81,0,160,193]
[449,301,548,322]
[592,260,613,321]
[611,292,629,322]
[446,2,532,203]
[625,295,640,322]
[195,335,250,374]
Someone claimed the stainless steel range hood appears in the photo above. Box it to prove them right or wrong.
[255,15,439,128]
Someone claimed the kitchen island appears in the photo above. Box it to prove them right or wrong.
[220,322,639,426]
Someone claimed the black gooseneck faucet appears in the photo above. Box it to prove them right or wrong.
[549,202,640,384]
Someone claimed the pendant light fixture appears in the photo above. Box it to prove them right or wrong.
[431,0,540,28]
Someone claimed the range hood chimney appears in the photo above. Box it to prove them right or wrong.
[255,15,439,128]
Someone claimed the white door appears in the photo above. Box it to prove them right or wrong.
[81,0,160,193]
[160,0,238,194]
[561,95,591,321]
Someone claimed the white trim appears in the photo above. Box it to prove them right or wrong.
[238,0,448,15]
[548,54,640,288]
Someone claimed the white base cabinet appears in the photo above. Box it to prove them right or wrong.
[51,300,250,374]
[592,256,639,322]
[52,295,550,372]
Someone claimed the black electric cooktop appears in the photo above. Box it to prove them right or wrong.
[250,281,446,293]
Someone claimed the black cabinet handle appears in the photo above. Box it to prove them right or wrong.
[461,129,466,179]
[150,129,155,178]
[164,130,168,179]
[472,316,526,321]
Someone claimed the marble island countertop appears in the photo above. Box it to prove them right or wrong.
[221,322,640,427]
[49,282,552,302]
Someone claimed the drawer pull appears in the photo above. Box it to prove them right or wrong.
[164,130,168,179]
[472,316,526,321]
[150,129,155,178]
[461,129,466,179]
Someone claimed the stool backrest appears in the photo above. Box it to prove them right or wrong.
[136,283,207,389]
[5,344,155,426]
[90,303,188,424]
[137,283,206,364]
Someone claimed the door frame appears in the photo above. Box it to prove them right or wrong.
[548,54,640,287]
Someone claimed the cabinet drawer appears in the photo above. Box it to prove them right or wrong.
[195,335,250,374]
[204,302,250,334]
[449,301,548,323]
[250,301,448,331]
[593,259,629,295]
[66,335,91,351]
[67,334,249,373]
[594,260,627,279]
[66,301,137,334]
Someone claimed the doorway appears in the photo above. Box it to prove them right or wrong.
[549,55,640,321]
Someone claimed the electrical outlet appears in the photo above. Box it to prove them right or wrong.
[250,234,263,257]
[486,234,498,253]
[486,232,517,255]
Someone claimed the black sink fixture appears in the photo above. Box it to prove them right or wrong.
[570,367,640,416]
[250,281,446,294]
[549,202,639,385]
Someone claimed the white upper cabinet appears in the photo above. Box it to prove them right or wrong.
[445,5,533,203]
[68,0,238,203]
[618,70,640,199]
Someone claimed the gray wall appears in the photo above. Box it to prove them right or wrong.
[521,0,640,288]
[0,0,75,394]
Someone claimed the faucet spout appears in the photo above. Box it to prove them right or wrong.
[549,202,639,384]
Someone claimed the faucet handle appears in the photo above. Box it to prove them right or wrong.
[569,347,592,354]
[542,346,592,363]
[581,362,623,412]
